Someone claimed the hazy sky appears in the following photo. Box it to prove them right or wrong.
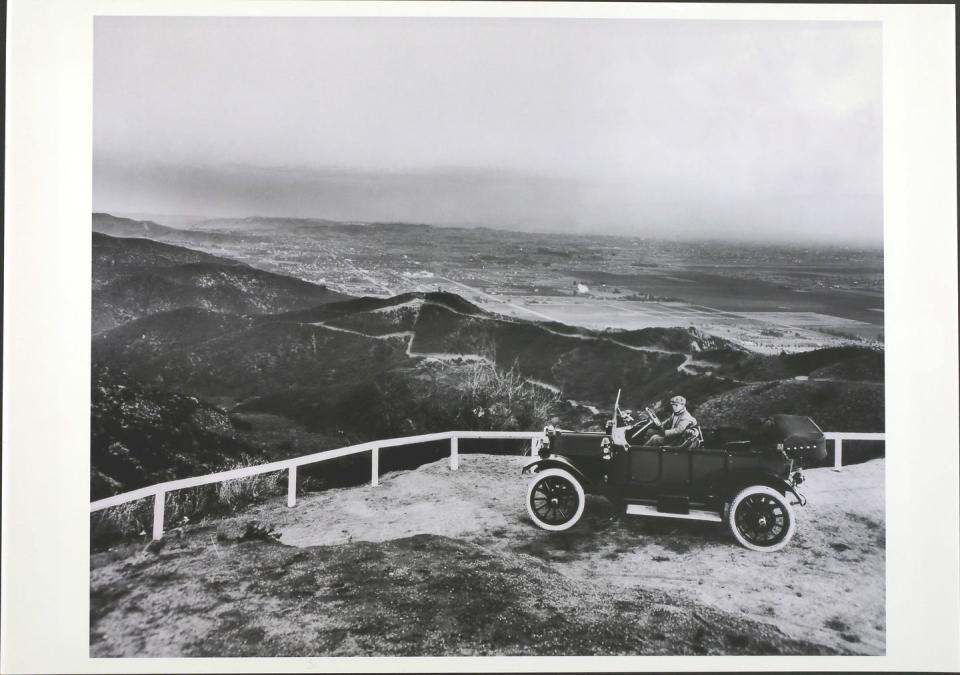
[94,17,882,244]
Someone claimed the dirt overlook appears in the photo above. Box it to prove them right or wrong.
[91,455,884,657]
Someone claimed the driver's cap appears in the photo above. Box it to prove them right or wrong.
[670,395,686,405]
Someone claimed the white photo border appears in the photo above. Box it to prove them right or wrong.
[3,1,957,672]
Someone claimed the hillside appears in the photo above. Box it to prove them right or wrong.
[93,212,184,239]
[90,455,885,656]
[269,291,487,324]
[90,234,884,498]
[94,310,411,399]
[610,326,743,353]
[91,364,265,499]
[94,212,273,247]
[93,232,347,332]
[713,346,884,382]
[694,379,885,432]
[90,294,884,493]
[92,293,737,431]
[93,232,237,288]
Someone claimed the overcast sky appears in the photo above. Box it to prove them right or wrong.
[94,17,882,244]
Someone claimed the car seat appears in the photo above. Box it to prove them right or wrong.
[676,425,704,450]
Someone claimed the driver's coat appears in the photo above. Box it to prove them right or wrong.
[662,409,697,438]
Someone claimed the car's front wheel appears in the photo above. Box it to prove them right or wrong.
[727,485,796,552]
[526,468,586,531]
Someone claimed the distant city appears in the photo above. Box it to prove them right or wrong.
[109,213,883,355]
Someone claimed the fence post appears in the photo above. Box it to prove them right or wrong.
[371,447,379,486]
[530,438,538,456]
[450,435,459,471]
[833,438,843,472]
[152,491,165,540]
[287,465,298,507]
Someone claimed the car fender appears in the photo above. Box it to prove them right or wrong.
[521,456,591,488]
[714,470,802,505]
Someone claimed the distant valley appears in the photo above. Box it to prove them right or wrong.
[91,214,884,500]
[98,211,884,352]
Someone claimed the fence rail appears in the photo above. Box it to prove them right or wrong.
[823,431,886,472]
[91,429,884,540]
[90,430,544,540]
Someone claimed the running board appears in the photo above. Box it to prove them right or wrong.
[625,503,722,522]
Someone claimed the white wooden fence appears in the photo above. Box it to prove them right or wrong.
[90,431,543,540]
[824,431,886,472]
[90,429,884,540]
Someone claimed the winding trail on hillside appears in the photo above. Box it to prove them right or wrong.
[430,279,710,375]
[308,296,711,382]
[307,299,688,416]
[309,320,495,365]
[308,318,593,413]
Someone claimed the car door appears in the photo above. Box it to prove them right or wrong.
[626,444,694,494]
[626,445,661,485]
[689,447,730,499]
[658,447,693,493]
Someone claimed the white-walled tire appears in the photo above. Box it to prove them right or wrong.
[727,485,795,552]
[526,468,586,531]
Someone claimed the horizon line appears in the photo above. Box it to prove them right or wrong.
[95,210,885,251]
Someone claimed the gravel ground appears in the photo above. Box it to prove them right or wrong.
[90,455,884,656]
[249,454,886,654]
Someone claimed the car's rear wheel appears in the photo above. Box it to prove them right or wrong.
[727,485,795,552]
[526,468,585,531]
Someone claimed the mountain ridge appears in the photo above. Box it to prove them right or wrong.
[90,231,884,497]
[93,231,348,333]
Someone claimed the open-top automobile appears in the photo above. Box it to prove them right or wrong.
[522,391,827,551]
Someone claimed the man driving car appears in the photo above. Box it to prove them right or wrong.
[645,395,697,446]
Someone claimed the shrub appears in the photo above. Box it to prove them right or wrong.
[215,470,284,511]
[458,357,560,431]
[91,499,154,547]
[238,520,282,542]
[90,462,285,549]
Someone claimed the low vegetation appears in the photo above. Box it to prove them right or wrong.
[694,379,884,432]
[714,345,883,382]
[458,354,561,430]
[91,364,266,499]
[92,464,285,547]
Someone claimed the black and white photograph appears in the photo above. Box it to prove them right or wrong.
[2,1,958,672]
[86,14,888,657]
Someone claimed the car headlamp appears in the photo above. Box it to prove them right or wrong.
[600,437,612,460]
[538,432,551,456]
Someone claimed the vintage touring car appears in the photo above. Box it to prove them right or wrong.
[522,391,827,551]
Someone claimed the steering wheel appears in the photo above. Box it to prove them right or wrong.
[645,407,662,428]
[625,409,657,440]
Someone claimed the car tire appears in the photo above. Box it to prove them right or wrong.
[726,485,795,552]
[526,468,586,532]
